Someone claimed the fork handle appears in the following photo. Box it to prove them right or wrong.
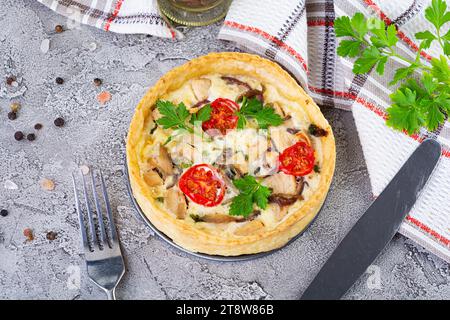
[106,288,117,300]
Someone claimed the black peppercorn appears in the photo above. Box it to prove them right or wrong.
[6,76,15,85]
[14,131,24,141]
[55,77,64,85]
[0,209,8,217]
[27,133,36,141]
[34,123,43,130]
[46,231,57,241]
[54,117,65,127]
[8,111,17,120]
[93,78,102,86]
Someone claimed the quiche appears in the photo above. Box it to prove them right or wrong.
[126,52,335,256]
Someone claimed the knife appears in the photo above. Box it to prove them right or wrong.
[301,138,441,300]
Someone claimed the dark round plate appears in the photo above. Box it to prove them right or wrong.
[124,157,323,262]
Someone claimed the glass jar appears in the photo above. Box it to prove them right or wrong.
[158,0,232,26]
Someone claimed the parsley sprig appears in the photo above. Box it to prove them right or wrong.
[229,175,271,217]
[335,0,450,134]
[155,100,211,144]
[236,97,284,129]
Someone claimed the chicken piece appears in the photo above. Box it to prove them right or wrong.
[271,102,286,117]
[270,127,297,152]
[191,78,211,101]
[165,187,187,219]
[252,151,279,177]
[234,220,265,236]
[149,144,174,177]
[171,141,197,165]
[143,170,163,187]
[152,107,162,121]
[271,204,289,221]
[232,152,249,175]
[262,172,298,195]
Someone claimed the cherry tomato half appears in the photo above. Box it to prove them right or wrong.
[202,98,239,135]
[178,164,226,207]
[278,141,315,176]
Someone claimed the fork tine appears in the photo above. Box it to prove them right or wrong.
[81,169,97,248]
[90,169,109,248]
[99,170,118,243]
[72,173,89,251]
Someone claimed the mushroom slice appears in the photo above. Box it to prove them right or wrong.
[237,89,264,102]
[165,187,187,219]
[191,78,211,101]
[221,76,252,90]
[268,194,299,206]
[234,220,265,236]
[149,144,174,177]
[191,99,210,110]
[202,214,244,223]
[143,170,163,187]
[262,172,298,195]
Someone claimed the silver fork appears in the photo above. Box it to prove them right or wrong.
[72,169,125,300]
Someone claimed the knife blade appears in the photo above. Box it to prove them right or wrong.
[301,138,441,300]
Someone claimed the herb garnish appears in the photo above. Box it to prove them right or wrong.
[229,175,272,217]
[236,97,284,129]
[190,104,212,125]
[155,100,211,144]
[335,0,450,134]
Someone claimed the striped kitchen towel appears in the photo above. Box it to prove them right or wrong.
[38,0,450,262]
[219,0,450,263]
[37,0,183,38]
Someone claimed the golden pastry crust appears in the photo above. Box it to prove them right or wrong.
[126,52,335,256]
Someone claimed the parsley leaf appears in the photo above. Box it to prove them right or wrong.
[337,39,363,57]
[190,104,212,125]
[229,175,272,217]
[389,64,419,86]
[415,30,437,49]
[430,55,450,82]
[353,47,384,74]
[236,98,283,129]
[336,5,450,134]
[370,24,398,48]
[253,186,271,210]
[156,100,191,131]
[229,194,254,217]
[156,100,214,144]
[350,13,369,39]
[334,16,356,38]
[425,0,450,30]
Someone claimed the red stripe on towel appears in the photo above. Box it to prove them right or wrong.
[224,21,309,73]
[406,216,450,247]
[105,0,124,31]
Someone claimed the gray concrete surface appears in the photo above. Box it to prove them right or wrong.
[0,0,449,300]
